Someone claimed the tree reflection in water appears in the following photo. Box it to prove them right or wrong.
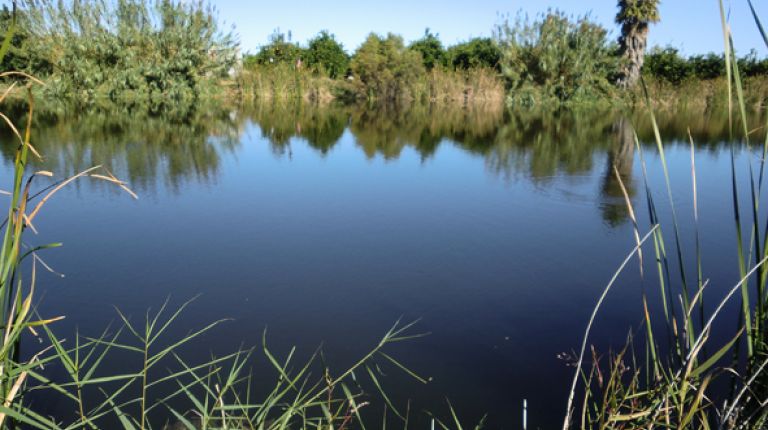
[0,101,760,226]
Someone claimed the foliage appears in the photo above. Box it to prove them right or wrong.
[737,49,768,77]
[688,52,726,80]
[305,30,349,79]
[615,0,661,25]
[496,11,619,106]
[644,47,693,84]
[644,47,768,84]
[248,29,304,67]
[445,37,501,70]
[350,33,425,102]
[13,0,238,118]
[409,29,445,70]
[0,6,51,75]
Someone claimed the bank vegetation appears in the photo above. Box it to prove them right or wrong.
[2,0,768,118]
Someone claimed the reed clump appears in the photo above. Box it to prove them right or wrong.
[237,51,504,106]
[562,2,768,428]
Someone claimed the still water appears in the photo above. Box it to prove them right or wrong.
[0,103,758,428]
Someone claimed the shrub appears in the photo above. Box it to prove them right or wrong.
[350,33,425,101]
[738,49,768,77]
[445,37,501,70]
[689,53,725,80]
[496,11,619,105]
[305,30,349,79]
[0,5,52,74]
[250,29,305,66]
[643,47,692,84]
[15,0,238,117]
[642,48,766,83]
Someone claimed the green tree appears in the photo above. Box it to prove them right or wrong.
[616,0,661,88]
[738,49,768,77]
[253,29,304,66]
[445,37,501,70]
[688,53,725,80]
[350,33,424,101]
[0,5,51,74]
[305,30,349,78]
[643,47,691,84]
[409,29,445,70]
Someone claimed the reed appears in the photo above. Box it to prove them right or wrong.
[236,64,338,104]
[20,300,428,430]
[562,1,768,428]
[236,63,505,107]
[0,18,147,430]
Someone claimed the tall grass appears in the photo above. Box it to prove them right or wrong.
[562,1,768,428]
[20,301,429,430]
[637,75,768,112]
[1,10,138,426]
[236,64,504,106]
[412,68,504,105]
[237,64,338,104]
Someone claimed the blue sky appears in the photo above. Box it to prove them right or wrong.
[213,0,768,56]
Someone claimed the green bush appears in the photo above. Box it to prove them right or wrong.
[644,48,767,83]
[688,53,725,80]
[305,30,349,79]
[445,37,501,70]
[15,0,238,118]
[0,5,52,74]
[350,33,425,102]
[738,49,768,77]
[249,29,305,66]
[643,47,692,84]
[496,11,618,105]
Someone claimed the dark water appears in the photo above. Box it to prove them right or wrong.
[0,103,759,428]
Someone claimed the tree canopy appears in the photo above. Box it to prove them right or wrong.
[251,29,304,65]
[408,29,445,70]
[616,0,661,25]
[305,30,349,78]
[351,33,424,101]
[446,38,501,70]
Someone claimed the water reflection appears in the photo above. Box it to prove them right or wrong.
[0,102,760,225]
[0,107,244,192]
[1,101,762,429]
[600,118,637,227]
[251,102,348,157]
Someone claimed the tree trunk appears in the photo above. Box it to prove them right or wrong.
[618,22,649,89]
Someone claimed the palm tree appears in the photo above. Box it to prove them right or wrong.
[616,0,661,88]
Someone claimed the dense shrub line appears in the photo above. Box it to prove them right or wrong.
[2,0,767,113]
[644,47,768,84]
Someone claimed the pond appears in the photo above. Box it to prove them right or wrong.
[0,102,758,428]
